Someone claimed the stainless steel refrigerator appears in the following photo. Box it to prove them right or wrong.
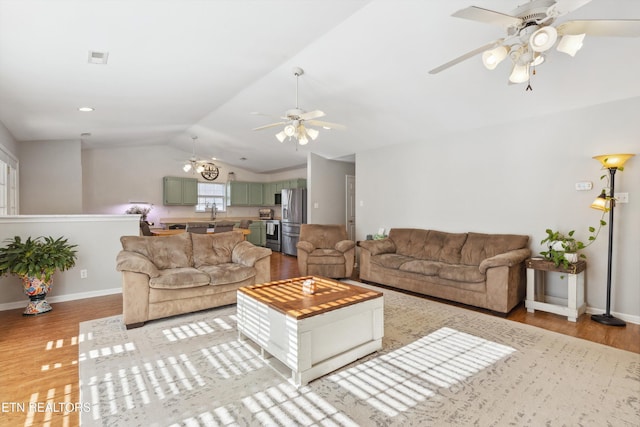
[281,188,307,256]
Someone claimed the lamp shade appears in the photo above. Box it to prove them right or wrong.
[509,63,530,83]
[275,131,286,143]
[183,163,192,172]
[590,190,609,211]
[307,128,319,140]
[530,26,558,52]
[482,46,508,70]
[593,153,635,169]
[556,34,585,57]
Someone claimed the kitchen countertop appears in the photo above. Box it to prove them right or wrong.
[159,217,279,225]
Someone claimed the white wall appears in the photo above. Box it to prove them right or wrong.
[307,152,355,224]
[356,97,640,321]
[0,215,139,309]
[19,139,83,214]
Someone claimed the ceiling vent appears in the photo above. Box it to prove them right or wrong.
[88,51,109,65]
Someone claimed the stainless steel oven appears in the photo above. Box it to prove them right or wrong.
[265,219,281,252]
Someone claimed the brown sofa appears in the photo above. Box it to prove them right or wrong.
[359,228,531,314]
[116,231,272,328]
[296,224,356,279]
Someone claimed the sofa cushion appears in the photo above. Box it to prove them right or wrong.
[198,263,256,286]
[460,232,529,266]
[423,230,468,264]
[191,232,244,268]
[149,267,211,289]
[399,260,443,276]
[358,238,396,256]
[120,233,193,269]
[371,253,414,269]
[438,265,485,283]
[390,228,430,258]
[308,249,346,265]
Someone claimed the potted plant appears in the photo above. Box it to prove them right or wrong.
[539,216,607,269]
[0,236,78,315]
[125,204,153,223]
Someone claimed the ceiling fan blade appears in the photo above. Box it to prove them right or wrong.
[557,19,640,37]
[252,122,286,131]
[299,110,326,120]
[429,40,503,74]
[306,120,346,130]
[452,6,522,28]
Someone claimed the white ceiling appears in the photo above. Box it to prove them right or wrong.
[1,0,639,173]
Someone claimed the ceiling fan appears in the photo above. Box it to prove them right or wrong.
[429,0,640,87]
[252,67,344,145]
[182,136,221,181]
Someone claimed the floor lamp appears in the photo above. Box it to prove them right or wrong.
[590,153,635,327]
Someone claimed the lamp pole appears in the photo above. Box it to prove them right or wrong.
[591,167,625,326]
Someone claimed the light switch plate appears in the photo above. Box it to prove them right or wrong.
[616,193,629,203]
[575,181,593,191]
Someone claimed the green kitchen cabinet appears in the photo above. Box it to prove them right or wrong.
[248,182,263,205]
[263,182,276,206]
[226,181,249,206]
[227,181,264,206]
[247,221,266,247]
[163,176,198,205]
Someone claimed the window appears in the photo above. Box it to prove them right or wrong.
[0,147,18,216]
[195,182,226,213]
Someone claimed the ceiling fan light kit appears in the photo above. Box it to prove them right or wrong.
[252,66,344,145]
[182,136,220,180]
[429,0,640,89]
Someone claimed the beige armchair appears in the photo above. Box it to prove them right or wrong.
[296,224,356,279]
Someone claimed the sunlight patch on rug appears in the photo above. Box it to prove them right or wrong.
[328,327,515,417]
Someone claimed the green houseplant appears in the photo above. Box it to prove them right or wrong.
[0,236,78,315]
[539,216,607,269]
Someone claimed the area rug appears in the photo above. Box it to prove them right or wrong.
[79,281,640,426]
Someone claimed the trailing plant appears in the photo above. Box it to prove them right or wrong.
[539,210,607,269]
[0,236,78,281]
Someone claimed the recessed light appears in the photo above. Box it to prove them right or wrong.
[240,157,247,161]
[78,107,94,112]
[80,132,91,137]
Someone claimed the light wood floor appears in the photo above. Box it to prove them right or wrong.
[1,252,638,426]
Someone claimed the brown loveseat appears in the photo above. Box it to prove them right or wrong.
[116,231,272,328]
[359,228,531,314]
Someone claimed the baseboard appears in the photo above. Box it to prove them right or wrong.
[0,288,122,312]
[586,306,640,326]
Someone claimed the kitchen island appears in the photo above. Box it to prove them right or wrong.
[158,217,268,247]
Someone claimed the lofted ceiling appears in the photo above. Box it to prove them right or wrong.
[0,0,639,173]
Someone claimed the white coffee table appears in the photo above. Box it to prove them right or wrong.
[236,276,384,387]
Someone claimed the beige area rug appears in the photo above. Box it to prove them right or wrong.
[79,281,640,426]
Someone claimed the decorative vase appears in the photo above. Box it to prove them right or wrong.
[564,253,579,264]
[21,275,53,315]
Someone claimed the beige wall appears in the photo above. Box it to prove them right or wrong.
[19,139,83,214]
[356,97,640,322]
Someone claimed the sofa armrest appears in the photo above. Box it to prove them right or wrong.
[335,240,356,253]
[358,238,396,256]
[116,251,160,278]
[479,248,532,274]
[232,241,272,267]
[296,240,315,254]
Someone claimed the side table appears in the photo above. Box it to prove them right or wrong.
[525,258,587,322]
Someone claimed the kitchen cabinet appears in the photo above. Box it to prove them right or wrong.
[163,176,198,205]
[263,182,276,206]
[246,221,266,247]
[282,179,307,189]
[227,181,264,206]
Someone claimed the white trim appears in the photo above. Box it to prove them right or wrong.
[0,214,134,224]
[0,288,122,312]
[585,306,640,326]
[0,142,18,168]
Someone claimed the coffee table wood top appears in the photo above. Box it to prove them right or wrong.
[238,276,383,320]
